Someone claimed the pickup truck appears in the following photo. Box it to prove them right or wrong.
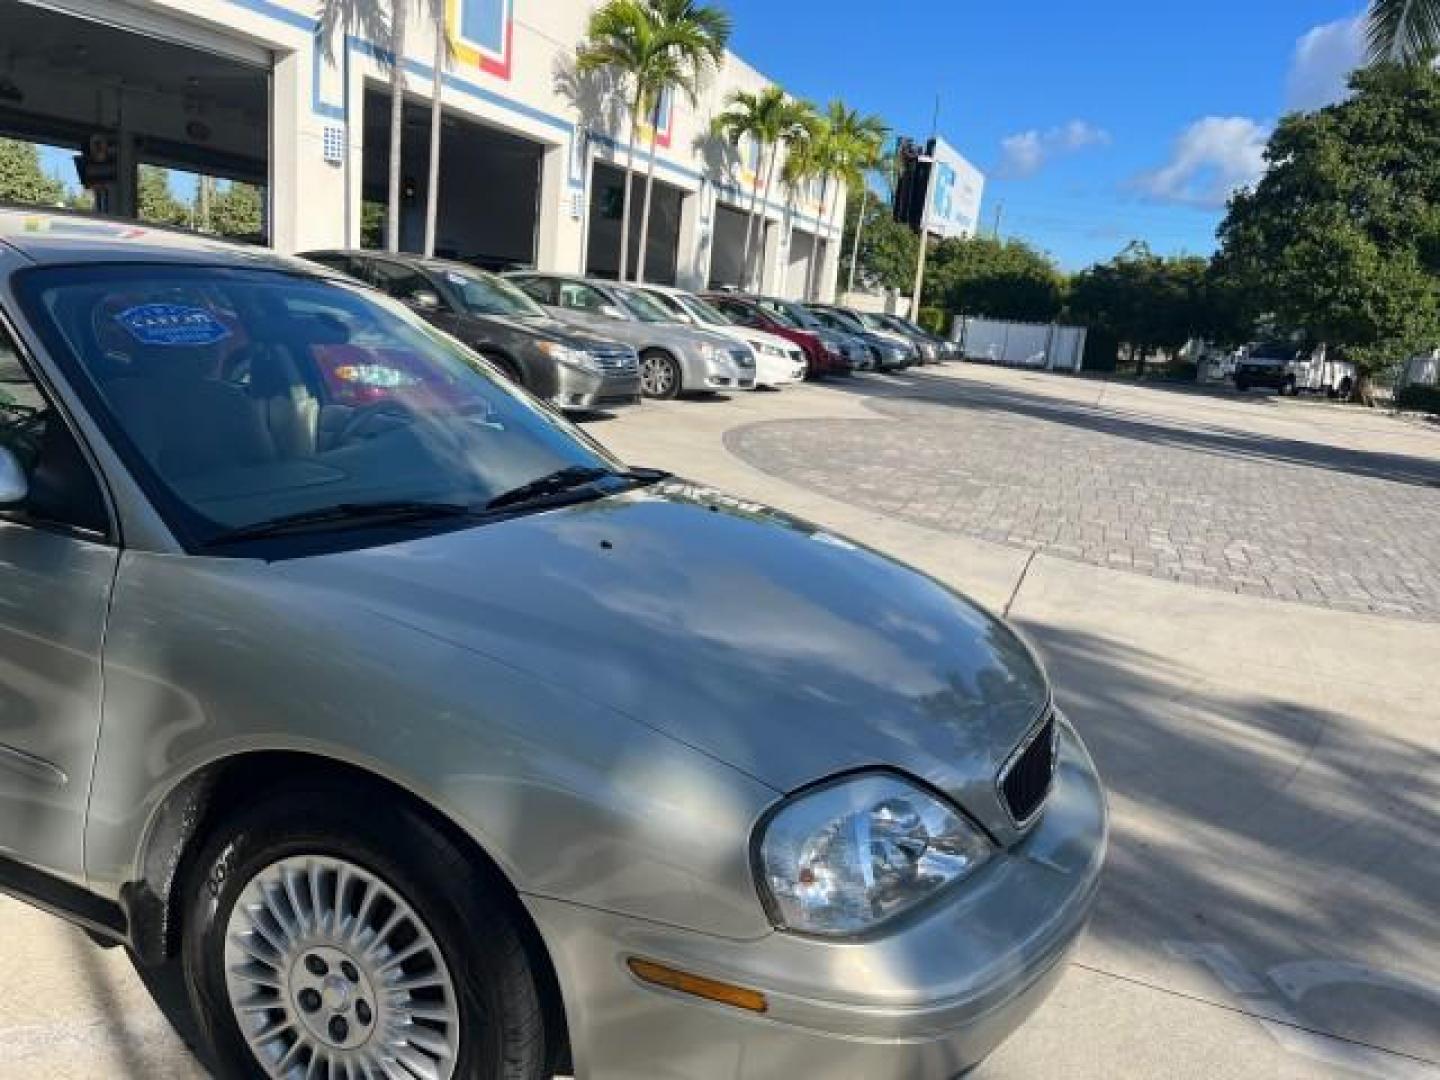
[1234,343,1356,399]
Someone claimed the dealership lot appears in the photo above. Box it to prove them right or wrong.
[1,365,1437,1078]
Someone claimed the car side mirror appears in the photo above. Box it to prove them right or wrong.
[0,446,29,506]
[409,290,442,311]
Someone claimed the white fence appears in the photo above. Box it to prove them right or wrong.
[1399,350,1439,388]
[956,317,1088,373]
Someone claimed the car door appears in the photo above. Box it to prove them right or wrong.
[0,315,117,883]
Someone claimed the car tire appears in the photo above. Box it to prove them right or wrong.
[485,351,526,389]
[181,784,551,1080]
[640,350,682,399]
[1283,377,1297,396]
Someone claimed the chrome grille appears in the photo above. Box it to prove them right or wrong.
[590,347,639,374]
[998,714,1057,827]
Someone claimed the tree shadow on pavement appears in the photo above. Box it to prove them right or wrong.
[1016,616,1440,1066]
[830,369,1440,491]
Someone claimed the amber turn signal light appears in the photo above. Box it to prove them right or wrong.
[626,958,769,1014]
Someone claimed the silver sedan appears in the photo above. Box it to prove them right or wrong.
[506,272,756,398]
[0,210,1105,1080]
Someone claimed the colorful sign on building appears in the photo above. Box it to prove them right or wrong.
[447,0,514,79]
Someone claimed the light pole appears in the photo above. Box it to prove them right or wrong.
[909,153,935,320]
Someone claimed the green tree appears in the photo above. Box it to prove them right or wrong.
[923,236,1065,323]
[711,86,799,289]
[0,139,65,206]
[1069,242,1221,373]
[1214,63,1440,387]
[210,182,265,239]
[837,185,916,293]
[580,0,731,283]
[803,101,888,300]
[1365,0,1440,64]
[137,165,187,226]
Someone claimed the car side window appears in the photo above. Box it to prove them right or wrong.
[716,300,758,327]
[0,320,109,536]
[558,283,609,313]
[370,262,434,304]
[513,276,557,305]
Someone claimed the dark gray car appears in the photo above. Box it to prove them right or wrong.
[0,211,1105,1080]
[807,304,918,370]
[302,251,642,412]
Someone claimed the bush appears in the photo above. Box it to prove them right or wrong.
[1396,383,1440,414]
[917,307,949,336]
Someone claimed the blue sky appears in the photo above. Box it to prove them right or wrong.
[723,0,1370,269]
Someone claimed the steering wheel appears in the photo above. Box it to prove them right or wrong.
[333,397,421,447]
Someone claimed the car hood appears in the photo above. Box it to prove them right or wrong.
[461,312,628,353]
[278,482,1050,838]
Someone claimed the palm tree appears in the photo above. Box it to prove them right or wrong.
[316,0,391,245]
[843,131,891,295]
[578,0,731,283]
[805,101,888,302]
[777,102,824,292]
[384,0,411,251]
[710,86,789,289]
[422,0,454,257]
[1365,0,1440,64]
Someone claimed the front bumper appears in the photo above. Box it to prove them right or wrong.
[552,365,642,411]
[528,717,1107,1079]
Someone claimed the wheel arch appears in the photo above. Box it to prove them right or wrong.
[125,749,571,1063]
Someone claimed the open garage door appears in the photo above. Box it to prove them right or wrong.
[787,226,825,299]
[710,202,755,291]
[587,162,682,285]
[0,0,269,239]
[363,88,543,269]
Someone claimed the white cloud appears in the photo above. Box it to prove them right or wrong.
[998,119,1111,178]
[1286,13,1365,112]
[1136,116,1270,208]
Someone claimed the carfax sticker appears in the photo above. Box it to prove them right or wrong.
[116,304,232,347]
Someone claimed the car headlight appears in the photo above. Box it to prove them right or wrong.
[536,340,601,374]
[756,772,993,936]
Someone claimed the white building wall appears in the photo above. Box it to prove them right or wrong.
[48,0,844,298]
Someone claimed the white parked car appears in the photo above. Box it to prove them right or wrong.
[639,285,809,388]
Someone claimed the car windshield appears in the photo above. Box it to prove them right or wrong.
[437,265,547,320]
[16,264,621,549]
[778,302,822,329]
[1249,344,1291,360]
[617,288,680,324]
[822,309,864,333]
[674,294,734,327]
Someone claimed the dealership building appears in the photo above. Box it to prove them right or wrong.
[0,0,847,297]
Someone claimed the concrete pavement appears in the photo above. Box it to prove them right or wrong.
[2,363,1436,1078]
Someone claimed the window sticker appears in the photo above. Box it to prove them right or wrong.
[116,304,232,347]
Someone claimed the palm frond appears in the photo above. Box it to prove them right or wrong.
[1366,0,1440,64]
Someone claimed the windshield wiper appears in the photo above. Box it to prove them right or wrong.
[484,465,669,512]
[204,500,478,545]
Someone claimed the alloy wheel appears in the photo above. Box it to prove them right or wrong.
[640,353,677,398]
[223,855,461,1080]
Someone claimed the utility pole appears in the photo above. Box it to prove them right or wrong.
[907,94,942,320]
[909,156,935,319]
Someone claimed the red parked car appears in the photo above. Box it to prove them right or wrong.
[703,293,849,377]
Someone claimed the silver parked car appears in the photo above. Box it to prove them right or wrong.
[507,272,755,399]
[0,211,1105,1080]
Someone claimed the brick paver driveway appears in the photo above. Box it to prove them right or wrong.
[725,370,1440,620]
